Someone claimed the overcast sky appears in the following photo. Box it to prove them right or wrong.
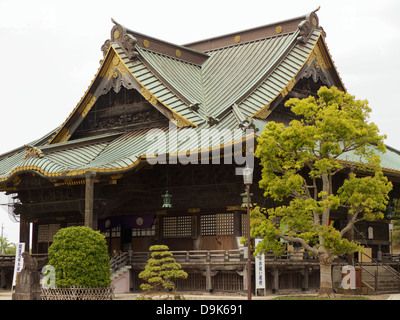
[0,0,399,244]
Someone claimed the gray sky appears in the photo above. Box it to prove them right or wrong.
[0,0,399,244]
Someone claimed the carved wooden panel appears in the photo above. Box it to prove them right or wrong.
[73,87,168,138]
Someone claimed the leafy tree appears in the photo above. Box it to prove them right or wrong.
[139,245,188,292]
[48,226,111,287]
[0,236,15,255]
[252,86,392,297]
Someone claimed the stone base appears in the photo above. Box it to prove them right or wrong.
[12,270,41,300]
[137,291,185,300]
[12,292,42,300]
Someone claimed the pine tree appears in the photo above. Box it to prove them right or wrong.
[139,245,188,292]
[253,86,392,297]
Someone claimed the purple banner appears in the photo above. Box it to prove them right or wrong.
[98,214,155,231]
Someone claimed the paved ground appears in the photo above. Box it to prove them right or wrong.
[1,290,399,300]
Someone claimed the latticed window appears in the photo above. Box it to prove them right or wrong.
[111,226,121,238]
[201,213,234,236]
[38,225,48,243]
[200,215,216,236]
[216,213,234,235]
[241,213,249,236]
[163,216,192,238]
[132,224,155,237]
[38,224,61,243]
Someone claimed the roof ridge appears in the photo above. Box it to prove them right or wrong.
[184,8,320,52]
[110,19,209,66]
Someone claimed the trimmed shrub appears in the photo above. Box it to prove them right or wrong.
[48,226,111,288]
[139,245,188,292]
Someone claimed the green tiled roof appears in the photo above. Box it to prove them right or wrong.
[2,10,395,186]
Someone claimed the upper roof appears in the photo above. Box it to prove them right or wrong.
[47,7,344,144]
[1,7,390,188]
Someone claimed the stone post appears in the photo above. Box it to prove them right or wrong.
[12,252,41,300]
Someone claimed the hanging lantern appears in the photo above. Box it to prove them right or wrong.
[162,190,173,208]
[385,203,394,219]
[241,188,253,208]
[242,167,253,185]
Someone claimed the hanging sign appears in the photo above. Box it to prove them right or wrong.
[12,243,25,287]
[255,238,265,290]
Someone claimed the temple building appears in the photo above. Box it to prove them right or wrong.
[1,9,399,293]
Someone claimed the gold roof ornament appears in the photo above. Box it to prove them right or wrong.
[24,145,44,159]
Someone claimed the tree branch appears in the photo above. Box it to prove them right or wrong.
[280,234,319,255]
[340,209,361,237]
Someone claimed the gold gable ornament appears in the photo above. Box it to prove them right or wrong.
[140,87,158,106]
[102,55,130,80]
[307,45,328,71]
[24,145,44,159]
[81,96,96,118]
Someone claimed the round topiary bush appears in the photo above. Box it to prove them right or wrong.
[48,226,111,288]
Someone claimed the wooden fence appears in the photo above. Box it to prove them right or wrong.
[41,286,114,300]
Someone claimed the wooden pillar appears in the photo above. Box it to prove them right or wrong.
[272,268,279,294]
[302,266,309,292]
[84,172,95,229]
[19,215,30,253]
[205,265,212,293]
[0,267,5,289]
[233,210,242,238]
[31,223,38,254]
[243,265,248,292]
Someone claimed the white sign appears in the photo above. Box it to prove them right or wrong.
[255,238,265,290]
[341,265,356,290]
[12,243,25,287]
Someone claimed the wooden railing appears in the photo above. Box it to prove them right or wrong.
[0,254,15,266]
[110,251,131,272]
[126,249,320,265]
[355,251,400,293]
[0,253,48,269]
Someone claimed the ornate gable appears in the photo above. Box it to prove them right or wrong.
[48,28,197,145]
[71,87,169,139]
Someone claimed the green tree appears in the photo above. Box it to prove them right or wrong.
[139,245,188,293]
[48,226,111,288]
[0,236,15,255]
[252,86,392,297]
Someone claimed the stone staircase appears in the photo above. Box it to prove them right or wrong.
[111,265,131,293]
[111,265,131,281]
[361,265,400,294]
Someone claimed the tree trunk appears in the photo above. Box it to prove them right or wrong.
[318,256,335,298]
